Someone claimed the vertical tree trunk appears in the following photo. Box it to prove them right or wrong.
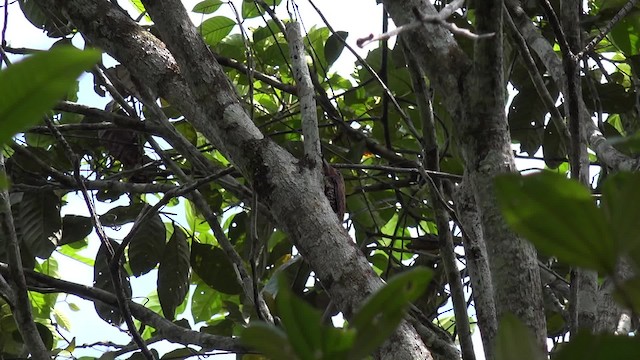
[463,0,546,347]
[384,0,547,349]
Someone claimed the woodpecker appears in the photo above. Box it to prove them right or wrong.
[322,159,346,221]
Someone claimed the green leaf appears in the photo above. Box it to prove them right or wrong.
[508,82,546,155]
[241,323,298,359]
[554,333,640,360]
[191,280,223,323]
[253,19,284,43]
[613,276,640,314]
[0,47,100,146]
[160,348,197,359]
[158,227,191,320]
[324,31,348,68]
[241,0,281,19]
[277,279,324,360]
[127,0,151,21]
[99,203,146,226]
[349,267,431,359]
[190,242,242,295]
[126,350,159,360]
[60,215,92,246]
[174,120,198,146]
[495,172,615,273]
[184,200,211,234]
[35,322,54,350]
[0,174,9,190]
[93,239,131,325]
[53,308,72,331]
[201,318,234,337]
[16,190,61,259]
[346,192,387,229]
[304,27,330,74]
[241,0,262,19]
[199,16,236,47]
[192,0,223,14]
[128,212,166,276]
[610,13,640,56]
[58,243,94,266]
[495,314,544,360]
[601,172,640,257]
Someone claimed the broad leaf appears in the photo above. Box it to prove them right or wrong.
[191,281,223,323]
[349,267,431,359]
[60,215,93,246]
[276,279,324,359]
[192,0,223,14]
[554,333,640,360]
[199,16,235,47]
[0,46,99,145]
[241,0,282,19]
[128,212,166,276]
[93,239,132,325]
[158,227,191,320]
[613,276,640,314]
[495,314,544,360]
[241,323,297,359]
[190,242,242,295]
[610,13,640,56]
[495,172,615,273]
[324,31,348,68]
[16,190,61,259]
[601,172,640,257]
[99,203,146,226]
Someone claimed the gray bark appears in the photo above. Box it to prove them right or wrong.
[559,0,598,334]
[383,0,547,349]
[454,179,497,360]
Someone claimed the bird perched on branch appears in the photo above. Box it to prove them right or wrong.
[322,159,346,221]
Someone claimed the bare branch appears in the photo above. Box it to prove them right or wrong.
[357,0,492,48]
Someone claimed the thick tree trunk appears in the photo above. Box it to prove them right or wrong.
[37,0,430,358]
[383,0,547,349]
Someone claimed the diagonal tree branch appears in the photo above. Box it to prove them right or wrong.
[0,262,246,353]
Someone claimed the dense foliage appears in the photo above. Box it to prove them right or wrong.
[3,0,640,359]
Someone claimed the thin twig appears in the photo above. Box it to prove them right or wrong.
[333,163,462,181]
[356,0,491,47]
